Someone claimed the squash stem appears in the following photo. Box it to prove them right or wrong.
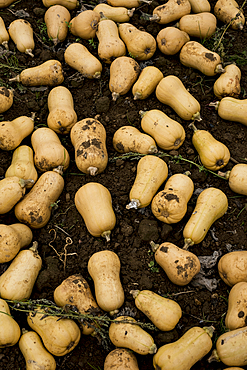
[29,241,39,253]
[128,8,135,17]
[149,145,158,154]
[188,122,198,132]
[139,110,147,118]
[53,166,64,176]
[9,74,20,83]
[88,166,98,176]
[129,289,140,299]
[134,92,142,100]
[215,64,225,74]
[101,230,111,242]
[208,349,221,363]
[2,41,8,50]
[112,92,120,101]
[146,14,160,22]
[22,328,29,334]
[217,170,230,179]
[192,111,202,121]
[149,343,157,354]
[150,240,159,253]
[93,71,101,79]
[126,199,140,210]
[19,178,34,188]
[183,238,194,250]
[25,49,34,58]
[203,325,215,338]
[209,101,220,110]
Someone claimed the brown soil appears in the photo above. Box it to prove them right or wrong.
[0,0,247,369]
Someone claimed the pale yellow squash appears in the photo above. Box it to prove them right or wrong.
[9,19,34,57]
[64,43,102,79]
[118,23,156,60]
[88,250,124,313]
[0,115,34,151]
[188,0,211,13]
[156,27,190,55]
[0,223,33,263]
[180,41,224,76]
[104,348,139,370]
[31,127,70,172]
[213,64,241,99]
[178,12,217,39]
[218,251,247,286]
[152,0,191,24]
[42,0,78,9]
[152,241,201,286]
[27,308,81,356]
[0,242,42,301]
[151,173,194,224]
[0,298,21,348]
[75,183,116,241]
[189,122,230,171]
[132,66,163,100]
[0,0,18,7]
[126,155,168,209]
[109,56,140,100]
[140,109,186,150]
[109,316,157,354]
[69,10,100,39]
[54,274,101,335]
[225,282,247,330]
[153,326,214,370]
[0,86,13,113]
[47,86,77,134]
[15,168,65,229]
[96,18,126,63]
[0,17,9,49]
[5,145,38,187]
[130,289,182,331]
[19,330,57,370]
[215,97,247,126]
[156,75,201,120]
[183,187,228,248]
[219,164,247,196]
[9,60,64,86]
[44,5,71,45]
[70,118,108,176]
[112,126,157,154]
[94,4,135,22]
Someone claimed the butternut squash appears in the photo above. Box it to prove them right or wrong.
[152,0,191,24]
[109,56,140,100]
[151,173,194,224]
[0,86,13,113]
[214,0,245,30]
[130,289,182,331]
[19,329,57,370]
[140,109,186,150]
[208,326,247,366]
[0,298,21,348]
[69,10,100,40]
[0,17,9,49]
[118,23,156,60]
[94,4,135,23]
[70,118,108,176]
[47,86,77,134]
[0,242,42,300]
[0,114,34,151]
[42,0,78,10]
[153,326,214,370]
[109,315,157,354]
[183,187,228,249]
[27,307,81,356]
[178,12,217,39]
[126,155,168,209]
[15,167,65,229]
[0,177,33,214]
[180,41,224,76]
[213,64,241,99]
[75,183,116,241]
[31,127,70,172]
[218,251,247,286]
[96,18,126,63]
[9,60,64,86]
[104,348,139,370]
[213,97,247,126]
[0,223,33,263]
[156,27,190,55]
[132,66,163,100]
[152,241,201,286]
[189,122,230,171]
[64,43,102,79]
[54,274,102,335]
[188,0,211,13]
[156,75,201,121]
[225,282,247,330]
[112,126,158,154]
[5,145,38,187]
[44,5,71,45]
[9,19,34,57]
[218,164,247,196]
[88,250,124,313]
